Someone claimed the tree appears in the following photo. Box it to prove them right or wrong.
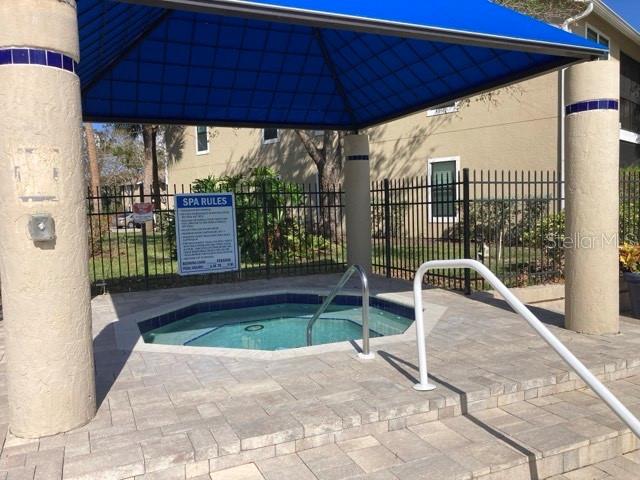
[294,130,344,190]
[142,124,161,210]
[115,124,162,209]
[494,0,584,23]
[161,125,186,172]
[84,123,101,212]
[294,130,345,236]
[100,125,144,187]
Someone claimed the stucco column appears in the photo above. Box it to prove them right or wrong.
[564,60,620,335]
[343,134,372,272]
[0,0,96,437]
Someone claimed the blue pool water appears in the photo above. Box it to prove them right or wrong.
[141,302,412,351]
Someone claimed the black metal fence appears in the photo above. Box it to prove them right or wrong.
[88,170,640,294]
[620,170,640,244]
[87,182,345,294]
[372,169,563,290]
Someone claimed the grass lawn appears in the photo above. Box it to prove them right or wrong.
[371,239,562,288]
[89,230,347,285]
[91,232,560,291]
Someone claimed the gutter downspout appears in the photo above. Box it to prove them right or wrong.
[559,1,594,210]
[562,1,595,31]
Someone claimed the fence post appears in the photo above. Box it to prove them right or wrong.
[261,182,271,278]
[139,183,150,289]
[462,169,471,295]
[383,178,392,278]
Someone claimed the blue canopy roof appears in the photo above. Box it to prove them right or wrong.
[79,0,607,129]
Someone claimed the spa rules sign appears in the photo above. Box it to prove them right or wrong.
[175,193,239,275]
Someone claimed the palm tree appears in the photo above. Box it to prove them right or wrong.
[117,124,162,209]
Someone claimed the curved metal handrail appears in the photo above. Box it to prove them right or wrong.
[306,264,373,359]
[413,258,640,438]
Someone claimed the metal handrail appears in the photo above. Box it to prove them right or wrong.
[306,264,374,359]
[413,258,640,439]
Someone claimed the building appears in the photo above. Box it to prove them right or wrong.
[168,0,640,190]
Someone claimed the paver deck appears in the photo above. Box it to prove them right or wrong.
[0,273,639,479]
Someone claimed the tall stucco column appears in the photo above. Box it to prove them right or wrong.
[343,134,372,272]
[0,0,96,437]
[564,60,620,335]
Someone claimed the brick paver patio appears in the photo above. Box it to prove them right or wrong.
[1,274,640,479]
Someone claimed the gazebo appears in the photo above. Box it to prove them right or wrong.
[0,0,618,437]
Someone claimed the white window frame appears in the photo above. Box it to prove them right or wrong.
[427,101,460,117]
[585,24,610,60]
[427,156,460,223]
[195,126,209,155]
[262,128,279,145]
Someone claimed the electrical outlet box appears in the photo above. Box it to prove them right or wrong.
[28,214,55,242]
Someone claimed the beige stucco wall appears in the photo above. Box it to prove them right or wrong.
[170,72,561,186]
[573,15,640,64]
[367,72,561,179]
[169,128,317,188]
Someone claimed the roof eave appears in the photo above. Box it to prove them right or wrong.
[119,0,607,58]
[591,0,640,47]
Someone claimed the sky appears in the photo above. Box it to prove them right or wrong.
[604,0,640,32]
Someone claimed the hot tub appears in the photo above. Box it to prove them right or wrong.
[137,293,414,351]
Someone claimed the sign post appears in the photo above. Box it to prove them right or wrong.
[137,185,150,287]
[175,193,239,275]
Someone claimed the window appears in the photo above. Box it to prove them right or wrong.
[621,52,640,136]
[263,128,279,144]
[195,126,209,154]
[586,25,610,59]
[427,101,459,117]
[428,157,459,221]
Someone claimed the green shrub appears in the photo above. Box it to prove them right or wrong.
[165,167,331,263]
[447,199,549,246]
[620,200,640,244]
[521,211,565,262]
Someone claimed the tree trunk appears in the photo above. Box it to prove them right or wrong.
[151,126,161,210]
[295,130,343,238]
[142,125,153,202]
[84,123,101,212]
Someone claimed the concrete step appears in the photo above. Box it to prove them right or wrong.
[206,381,640,480]
[4,376,640,479]
[230,364,640,453]
[550,451,640,479]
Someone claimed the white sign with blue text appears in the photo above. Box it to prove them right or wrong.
[175,193,239,275]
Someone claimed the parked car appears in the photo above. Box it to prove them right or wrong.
[113,212,157,229]
[113,213,139,229]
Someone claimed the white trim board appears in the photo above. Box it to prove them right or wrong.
[195,125,210,155]
[426,101,460,117]
[427,156,460,223]
[621,129,640,144]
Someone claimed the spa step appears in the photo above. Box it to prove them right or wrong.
[53,406,639,480]
[243,367,640,444]
[204,376,640,478]
[549,451,640,480]
[206,399,639,480]
[6,377,640,480]
[41,399,637,480]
